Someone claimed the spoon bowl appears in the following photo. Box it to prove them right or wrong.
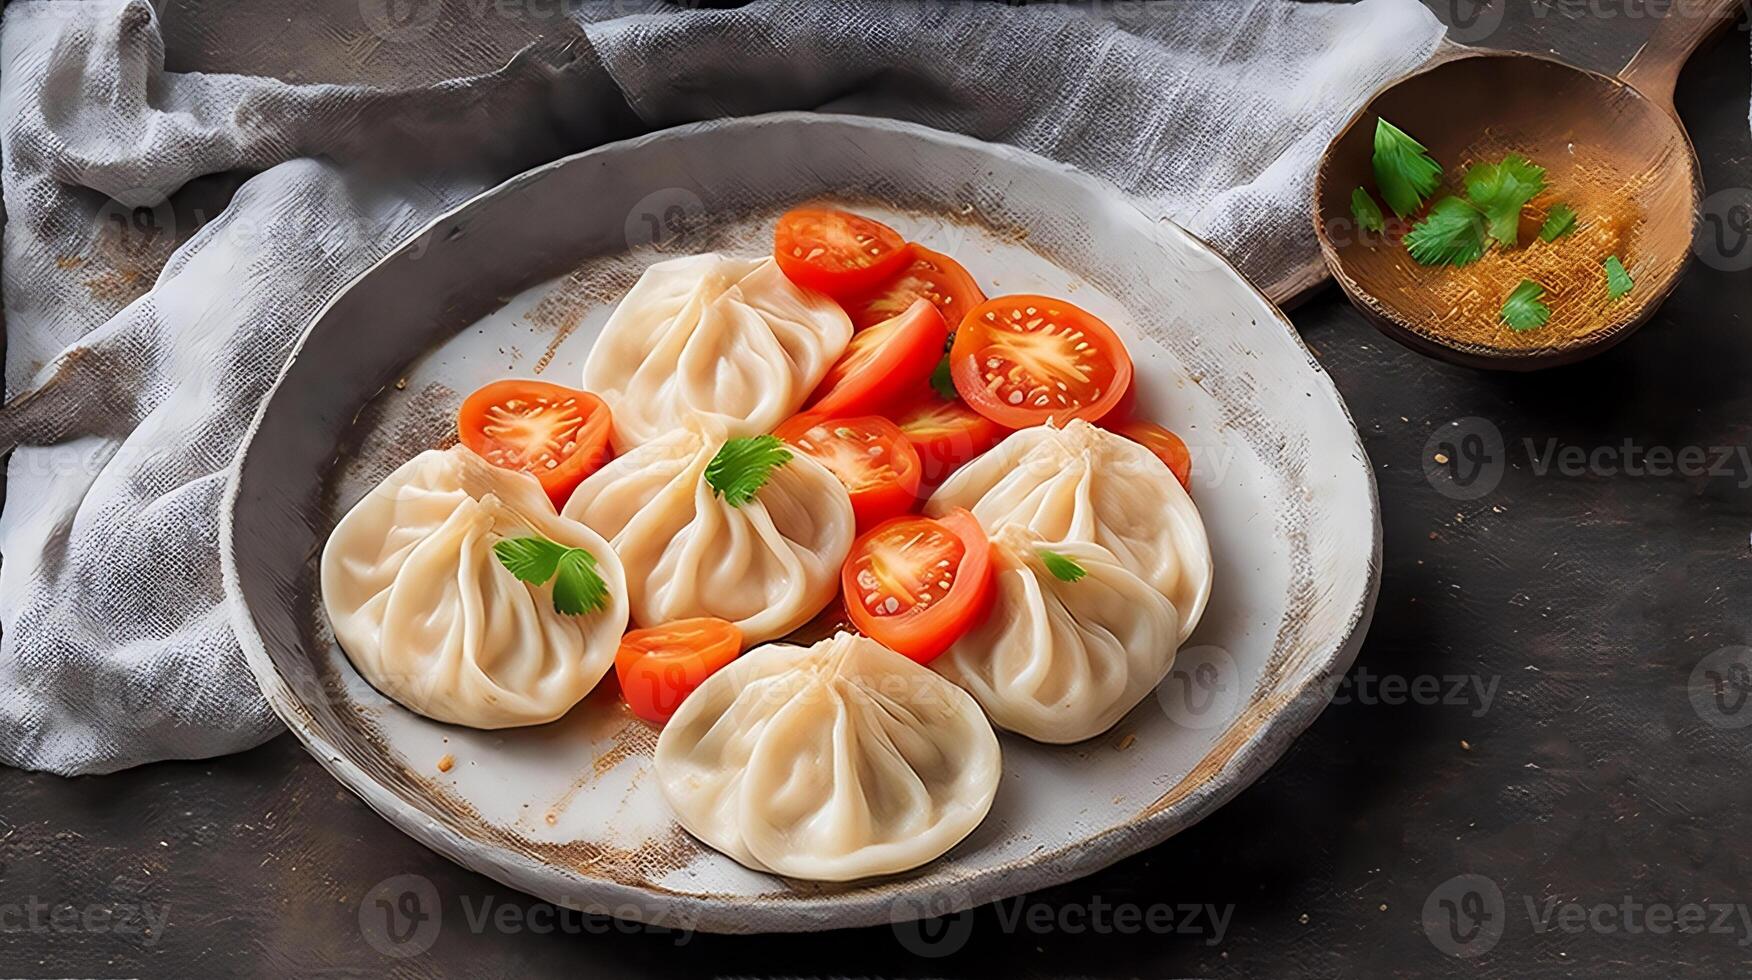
[1313,5,1737,370]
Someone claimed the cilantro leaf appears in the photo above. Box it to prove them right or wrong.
[1037,549,1088,583]
[1405,196,1488,267]
[705,434,792,507]
[493,536,608,617]
[1539,203,1577,242]
[1372,118,1443,218]
[929,352,958,401]
[1464,155,1546,246]
[493,536,568,585]
[1350,187,1385,234]
[1605,256,1634,301]
[552,548,609,616]
[1500,279,1550,331]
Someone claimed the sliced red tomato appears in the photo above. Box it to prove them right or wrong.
[458,379,612,508]
[615,618,743,723]
[1106,375,1138,423]
[842,246,987,331]
[807,298,949,419]
[893,393,1008,490]
[773,208,912,297]
[842,509,993,663]
[950,295,1133,429]
[1111,419,1192,490]
[775,414,922,531]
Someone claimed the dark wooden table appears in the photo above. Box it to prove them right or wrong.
[4,3,1750,977]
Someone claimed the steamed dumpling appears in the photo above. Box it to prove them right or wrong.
[584,253,852,451]
[320,445,629,728]
[655,631,1001,881]
[926,418,1212,639]
[561,421,854,645]
[934,525,1181,743]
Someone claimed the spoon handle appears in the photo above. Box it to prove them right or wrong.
[1620,0,1742,108]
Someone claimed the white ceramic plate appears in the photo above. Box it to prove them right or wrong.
[222,113,1380,934]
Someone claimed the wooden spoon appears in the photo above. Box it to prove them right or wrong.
[1312,1,1740,370]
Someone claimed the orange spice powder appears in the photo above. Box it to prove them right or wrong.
[1394,140,1658,353]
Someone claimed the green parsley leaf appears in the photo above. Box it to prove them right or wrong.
[704,434,792,507]
[1037,549,1088,583]
[1538,203,1577,242]
[1350,187,1385,234]
[1372,118,1443,218]
[493,536,608,617]
[1604,255,1634,301]
[1500,279,1551,332]
[929,352,958,401]
[1405,196,1488,267]
[493,536,568,585]
[1464,155,1546,246]
[552,548,609,616]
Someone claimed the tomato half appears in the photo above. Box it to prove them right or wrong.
[841,509,994,663]
[775,414,922,531]
[842,246,987,331]
[950,295,1133,428]
[773,208,912,297]
[1106,375,1138,423]
[807,299,949,419]
[1111,419,1192,490]
[458,379,612,508]
[893,393,1008,490]
[615,618,743,723]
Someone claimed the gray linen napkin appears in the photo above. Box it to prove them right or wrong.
[0,0,1444,774]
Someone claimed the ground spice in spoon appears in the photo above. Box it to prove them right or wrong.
[1401,139,1652,352]
[1356,122,1666,354]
